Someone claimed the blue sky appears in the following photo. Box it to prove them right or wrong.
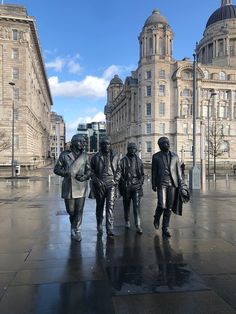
[5,0,223,140]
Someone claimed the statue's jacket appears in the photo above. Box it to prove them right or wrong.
[54,150,90,199]
[119,155,144,196]
[90,150,121,182]
[152,151,188,215]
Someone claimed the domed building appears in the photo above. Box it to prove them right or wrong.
[105,0,236,171]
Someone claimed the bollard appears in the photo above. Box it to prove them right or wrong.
[213,173,216,181]
[48,174,51,185]
[226,173,229,181]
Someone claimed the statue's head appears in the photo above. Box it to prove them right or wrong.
[100,136,111,154]
[158,137,170,152]
[127,142,137,157]
[70,134,85,152]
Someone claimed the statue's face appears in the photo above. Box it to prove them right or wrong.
[127,144,137,156]
[72,138,85,152]
[159,139,170,152]
[100,140,111,153]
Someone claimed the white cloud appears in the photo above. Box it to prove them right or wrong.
[103,65,121,80]
[49,76,109,98]
[68,59,82,74]
[48,64,135,99]
[45,57,65,72]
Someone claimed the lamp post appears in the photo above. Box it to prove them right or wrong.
[9,82,15,177]
[189,51,201,189]
[207,90,217,179]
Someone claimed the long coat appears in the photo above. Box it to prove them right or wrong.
[152,151,187,216]
[54,150,90,199]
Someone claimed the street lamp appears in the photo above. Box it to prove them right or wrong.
[207,90,217,179]
[9,82,15,177]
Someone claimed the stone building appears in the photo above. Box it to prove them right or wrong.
[77,121,106,153]
[105,0,236,169]
[49,112,65,159]
[0,5,52,167]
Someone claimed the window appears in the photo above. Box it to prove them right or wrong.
[12,29,18,41]
[159,85,165,96]
[146,103,151,115]
[219,72,226,80]
[12,68,19,80]
[12,48,19,60]
[13,88,19,100]
[224,125,230,135]
[146,71,151,79]
[159,102,165,116]
[203,71,209,79]
[146,141,152,153]
[182,71,192,79]
[159,69,165,79]
[146,85,152,96]
[146,123,151,134]
[183,88,191,97]
[149,37,153,54]
[159,38,164,56]
[183,123,188,134]
[159,123,165,134]
[14,109,19,120]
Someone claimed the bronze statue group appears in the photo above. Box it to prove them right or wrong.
[54,135,190,242]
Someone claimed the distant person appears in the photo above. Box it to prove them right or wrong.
[119,143,144,234]
[54,134,90,242]
[152,137,189,238]
[90,136,120,237]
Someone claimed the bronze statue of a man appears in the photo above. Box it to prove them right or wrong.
[54,134,90,242]
[90,136,120,237]
[119,143,144,234]
[151,137,187,237]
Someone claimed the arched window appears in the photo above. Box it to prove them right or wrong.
[159,69,165,79]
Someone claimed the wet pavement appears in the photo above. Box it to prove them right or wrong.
[0,168,236,313]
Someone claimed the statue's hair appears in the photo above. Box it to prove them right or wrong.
[157,137,169,146]
[71,134,85,142]
[127,142,137,149]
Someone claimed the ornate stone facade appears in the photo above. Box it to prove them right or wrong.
[0,5,52,167]
[105,1,236,169]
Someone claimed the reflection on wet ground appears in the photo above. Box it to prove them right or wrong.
[0,169,236,313]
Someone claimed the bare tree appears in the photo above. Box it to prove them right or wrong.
[0,131,11,152]
[208,120,229,175]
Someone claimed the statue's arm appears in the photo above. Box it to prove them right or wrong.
[151,155,157,191]
[54,154,68,177]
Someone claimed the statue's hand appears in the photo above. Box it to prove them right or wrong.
[181,189,188,196]
[75,174,87,182]
[152,186,157,192]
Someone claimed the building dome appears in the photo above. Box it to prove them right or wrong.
[109,75,123,85]
[206,4,236,28]
[144,9,167,27]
